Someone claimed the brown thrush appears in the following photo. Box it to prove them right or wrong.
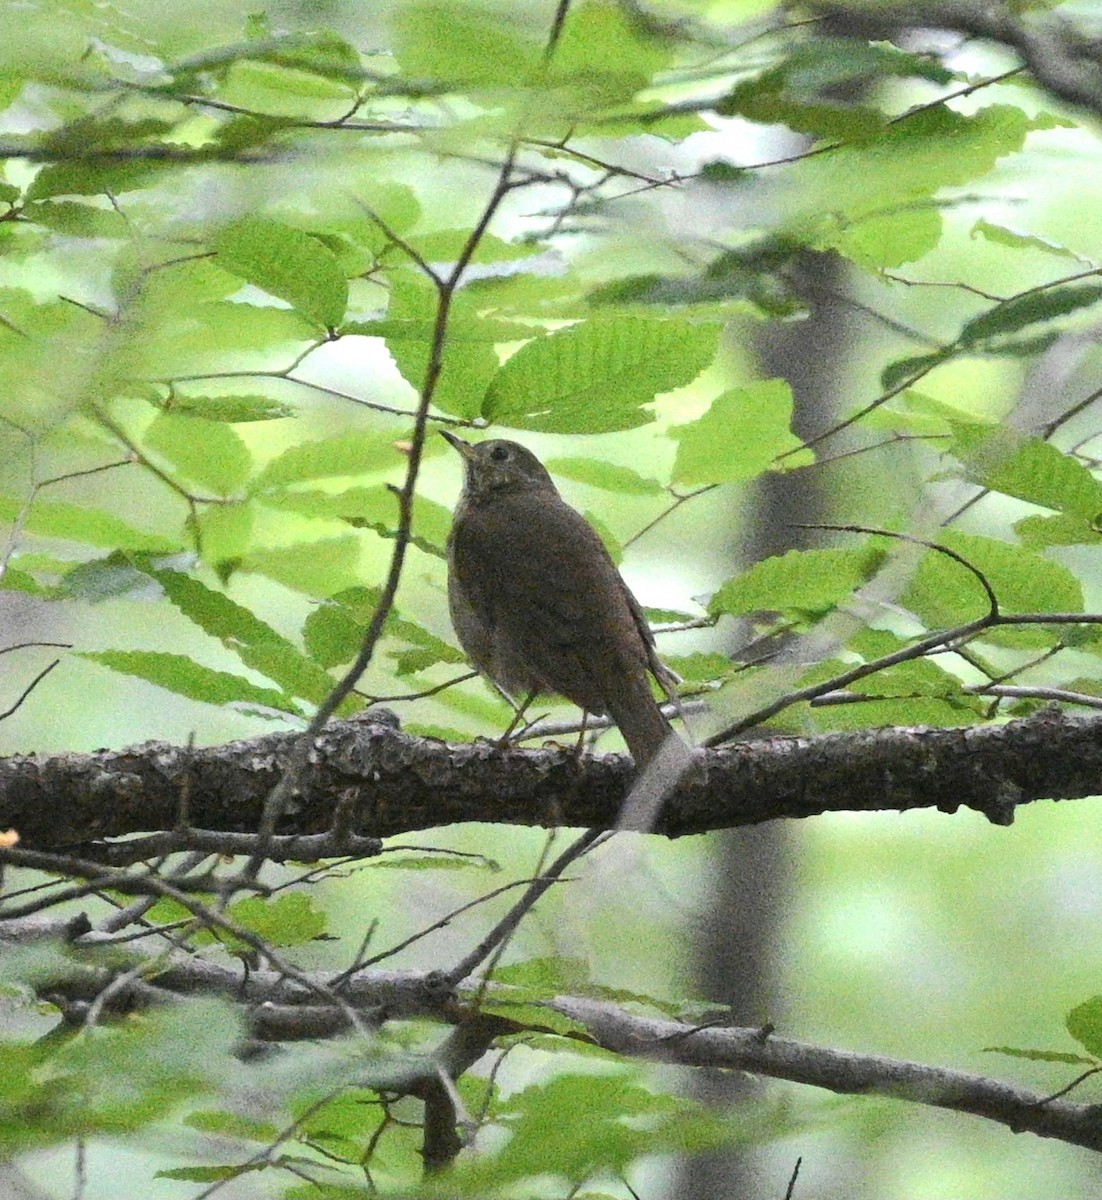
[441,432,683,767]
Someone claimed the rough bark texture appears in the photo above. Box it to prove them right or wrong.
[1,706,1099,850]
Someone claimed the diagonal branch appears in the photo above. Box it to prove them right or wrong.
[22,938,1102,1155]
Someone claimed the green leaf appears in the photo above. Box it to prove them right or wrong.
[900,532,1083,629]
[545,0,671,114]
[185,1109,280,1141]
[958,285,1102,349]
[80,650,301,714]
[241,536,363,597]
[165,393,296,422]
[880,348,952,392]
[478,997,591,1038]
[664,652,733,684]
[141,567,337,703]
[144,413,252,495]
[156,1164,256,1183]
[194,505,255,582]
[1067,996,1102,1059]
[983,1046,1097,1065]
[971,219,1085,262]
[379,271,503,419]
[302,586,465,672]
[718,82,887,143]
[26,200,129,239]
[213,215,348,329]
[544,457,663,495]
[951,425,1102,516]
[796,105,1057,223]
[136,301,316,378]
[587,239,805,317]
[824,204,944,270]
[226,894,327,947]
[412,230,543,264]
[391,0,541,89]
[26,157,163,200]
[710,547,881,618]
[1015,513,1102,548]
[849,657,968,699]
[0,1000,239,1157]
[483,317,719,432]
[0,495,178,553]
[261,486,451,556]
[252,431,404,490]
[670,381,810,485]
[218,58,353,115]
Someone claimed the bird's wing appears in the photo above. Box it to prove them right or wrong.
[450,492,650,711]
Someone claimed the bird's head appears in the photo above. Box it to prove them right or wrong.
[440,432,557,500]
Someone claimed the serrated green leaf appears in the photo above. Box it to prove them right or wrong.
[1015,513,1102,548]
[484,317,718,432]
[478,998,591,1038]
[144,412,252,495]
[26,157,162,200]
[165,394,296,422]
[718,82,887,142]
[241,536,362,597]
[849,657,967,698]
[826,204,944,270]
[544,457,663,495]
[260,485,451,556]
[1067,997,1102,1059]
[252,431,404,490]
[368,852,497,872]
[302,586,464,672]
[380,271,502,419]
[141,567,337,703]
[795,105,1054,226]
[670,381,810,485]
[0,564,54,596]
[156,1165,255,1183]
[213,215,348,329]
[900,532,1083,629]
[710,547,880,618]
[952,425,1102,516]
[0,495,178,553]
[59,553,155,601]
[80,650,301,714]
[218,58,353,115]
[958,285,1102,349]
[644,607,701,625]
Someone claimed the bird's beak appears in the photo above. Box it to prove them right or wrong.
[440,430,476,460]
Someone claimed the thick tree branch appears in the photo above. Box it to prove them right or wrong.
[1,707,1099,852]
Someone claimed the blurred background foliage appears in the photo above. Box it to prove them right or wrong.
[3,0,1102,1196]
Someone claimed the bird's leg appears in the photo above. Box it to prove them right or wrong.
[497,689,539,748]
[574,711,589,762]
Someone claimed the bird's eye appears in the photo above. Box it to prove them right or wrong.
[490,444,510,462]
